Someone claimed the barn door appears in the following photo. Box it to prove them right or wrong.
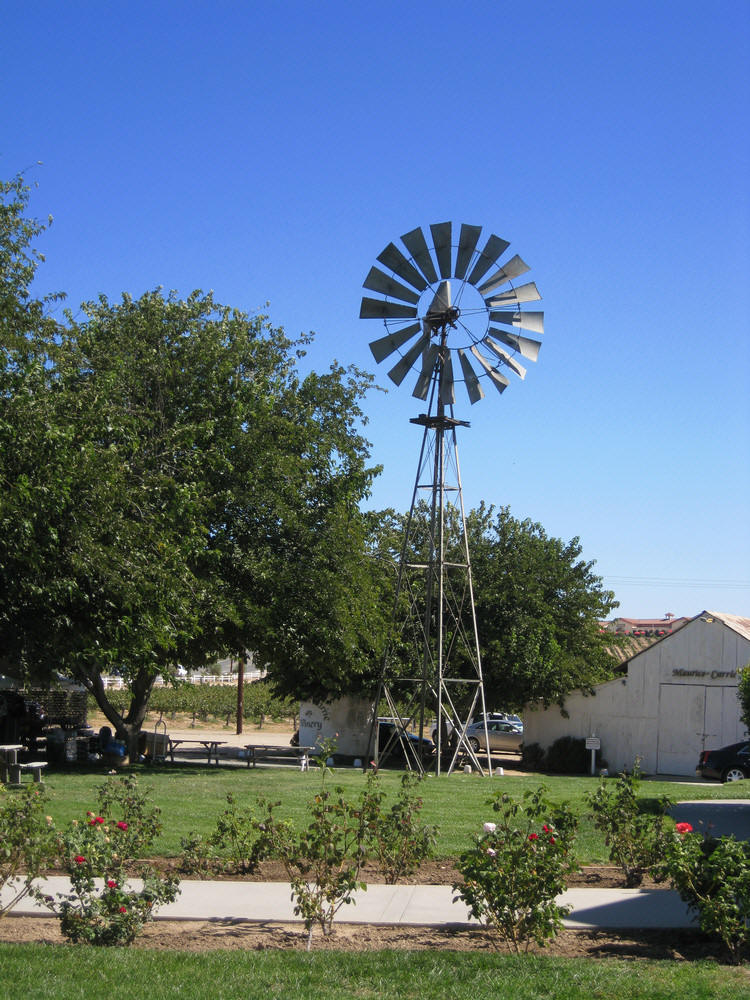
[704,686,746,748]
[657,684,706,775]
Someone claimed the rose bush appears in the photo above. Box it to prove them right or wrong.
[656,822,750,964]
[586,761,672,886]
[362,772,437,884]
[0,785,58,917]
[36,775,179,945]
[454,787,579,953]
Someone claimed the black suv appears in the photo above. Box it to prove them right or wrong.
[696,741,750,782]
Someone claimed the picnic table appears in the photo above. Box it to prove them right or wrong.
[244,744,316,769]
[0,744,26,784]
[167,738,225,766]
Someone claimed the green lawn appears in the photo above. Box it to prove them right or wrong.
[0,945,747,999]
[35,762,750,863]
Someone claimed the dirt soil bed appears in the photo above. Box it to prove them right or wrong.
[0,916,728,962]
[128,858,661,891]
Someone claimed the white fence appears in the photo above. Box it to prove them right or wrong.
[101,670,266,690]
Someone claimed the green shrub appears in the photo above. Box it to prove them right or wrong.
[258,739,369,949]
[363,772,437,884]
[454,787,579,953]
[36,775,179,945]
[586,763,672,886]
[89,680,295,725]
[657,824,750,964]
[544,736,589,774]
[0,786,58,917]
[520,742,545,771]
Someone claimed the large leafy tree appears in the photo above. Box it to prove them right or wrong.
[467,503,619,710]
[0,178,384,755]
[367,501,620,714]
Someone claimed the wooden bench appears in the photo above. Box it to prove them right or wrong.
[167,738,225,766]
[19,761,47,783]
[244,744,315,769]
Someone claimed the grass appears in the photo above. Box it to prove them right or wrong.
[33,761,750,863]
[0,944,747,999]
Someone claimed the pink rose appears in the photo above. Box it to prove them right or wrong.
[116,821,128,831]
[675,822,693,835]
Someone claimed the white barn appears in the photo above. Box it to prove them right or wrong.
[523,611,750,777]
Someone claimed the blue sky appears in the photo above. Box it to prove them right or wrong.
[3,0,749,619]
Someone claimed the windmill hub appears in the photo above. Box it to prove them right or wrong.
[425,303,460,333]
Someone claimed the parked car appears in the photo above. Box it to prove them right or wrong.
[431,712,523,743]
[476,712,523,731]
[696,741,750,782]
[377,720,434,764]
[465,719,523,755]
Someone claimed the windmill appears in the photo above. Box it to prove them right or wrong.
[360,223,543,775]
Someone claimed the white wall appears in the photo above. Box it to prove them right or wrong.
[298,696,375,757]
[523,616,750,776]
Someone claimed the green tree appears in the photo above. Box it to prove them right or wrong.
[468,503,619,709]
[0,178,384,756]
[738,664,750,731]
[368,501,620,714]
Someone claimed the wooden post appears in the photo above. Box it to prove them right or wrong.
[236,653,245,735]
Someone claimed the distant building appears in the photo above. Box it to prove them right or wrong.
[602,615,690,637]
[524,611,750,776]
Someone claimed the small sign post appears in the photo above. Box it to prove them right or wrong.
[585,735,601,776]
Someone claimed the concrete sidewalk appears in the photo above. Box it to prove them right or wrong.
[3,877,696,930]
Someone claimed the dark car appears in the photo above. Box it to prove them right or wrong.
[696,741,750,782]
[377,720,434,764]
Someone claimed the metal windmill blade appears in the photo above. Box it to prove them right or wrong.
[400,227,439,284]
[487,327,542,362]
[412,343,439,400]
[488,310,544,334]
[477,254,530,296]
[387,330,430,386]
[458,348,484,404]
[369,323,422,364]
[454,225,482,280]
[430,222,452,279]
[363,266,421,304]
[482,335,527,379]
[466,234,511,286]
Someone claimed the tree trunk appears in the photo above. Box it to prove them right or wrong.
[236,654,245,735]
[85,667,155,764]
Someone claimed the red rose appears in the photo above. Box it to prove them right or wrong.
[119,906,127,914]
[74,855,85,864]
[528,833,538,841]
[675,822,693,835]
[107,880,117,889]
[116,821,128,831]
